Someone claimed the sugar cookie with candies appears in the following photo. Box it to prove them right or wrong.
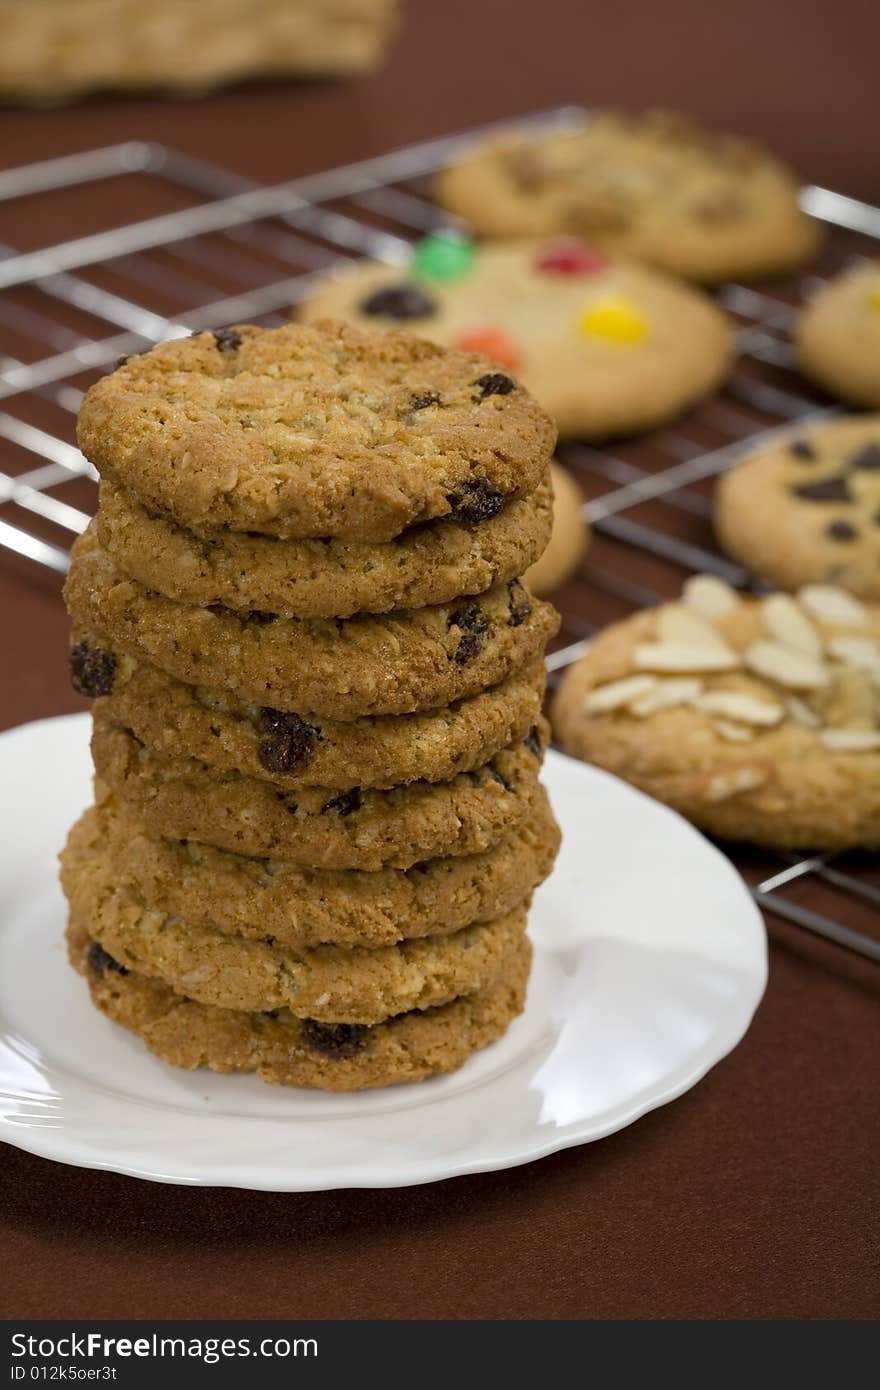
[552,575,880,849]
[298,236,733,439]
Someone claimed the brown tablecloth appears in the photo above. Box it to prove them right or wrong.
[1,0,878,1321]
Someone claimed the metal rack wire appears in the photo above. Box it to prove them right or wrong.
[1,107,878,961]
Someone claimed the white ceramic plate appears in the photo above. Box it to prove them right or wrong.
[0,714,766,1190]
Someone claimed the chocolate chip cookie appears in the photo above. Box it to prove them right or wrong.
[552,575,880,849]
[300,239,733,438]
[436,110,821,284]
[77,321,556,542]
[717,417,880,599]
[66,529,558,719]
[68,918,533,1092]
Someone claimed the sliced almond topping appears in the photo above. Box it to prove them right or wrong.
[786,695,821,728]
[703,765,768,802]
[583,674,658,713]
[713,719,755,743]
[798,584,869,628]
[656,603,730,649]
[827,635,880,675]
[819,728,880,752]
[633,641,740,674]
[744,640,831,690]
[761,594,823,658]
[681,573,740,618]
[629,677,703,716]
[695,691,785,726]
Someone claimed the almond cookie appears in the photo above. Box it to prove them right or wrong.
[717,417,880,600]
[795,263,880,408]
[299,239,733,438]
[525,462,589,595]
[85,644,546,790]
[61,825,527,1025]
[81,787,560,949]
[68,919,532,1092]
[66,529,559,719]
[77,321,556,543]
[436,110,821,284]
[91,716,549,868]
[552,576,880,849]
[95,472,554,620]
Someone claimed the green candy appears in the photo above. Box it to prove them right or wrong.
[411,230,475,283]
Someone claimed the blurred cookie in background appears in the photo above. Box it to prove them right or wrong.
[795,263,880,408]
[0,0,401,103]
[524,463,588,596]
[299,235,733,438]
[435,109,821,284]
[717,417,880,600]
[552,575,880,851]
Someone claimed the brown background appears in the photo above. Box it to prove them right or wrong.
[1,0,879,1320]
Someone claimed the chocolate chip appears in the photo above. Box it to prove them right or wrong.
[524,726,542,758]
[361,285,436,320]
[507,578,532,627]
[69,642,116,698]
[213,327,242,351]
[447,478,506,524]
[490,768,513,791]
[790,439,817,461]
[849,443,880,472]
[473,372,516,400]
[792,475,853,503]
[827,520,858,542]
[448,602,490,664]
[322,788,362,817]
[86,942,128,976]
[410,391,441,411]
[257,709,319,775]
[301,1019,367,1058]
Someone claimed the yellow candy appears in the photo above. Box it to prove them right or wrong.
[578,298,648,343]
[868,285,880,314]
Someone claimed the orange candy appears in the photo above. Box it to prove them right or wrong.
[453,326,522,372]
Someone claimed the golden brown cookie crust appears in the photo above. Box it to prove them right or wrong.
[300,242,733,439]
[82,788,560,949]
[717,417,880,599]
[91,715,549,869]
[436,111,821,284]
[68,920,533,1092]
[525,462,589,595]
[93,647,547,791]
[61,821,527,1024]
[66,530,558,719]
[77,321,556,542]
[95,475,553,619]
[552,582,880,849]
[795,264,880,408]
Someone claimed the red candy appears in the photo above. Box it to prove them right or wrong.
[453,326,521,372]
[535,238,607,276]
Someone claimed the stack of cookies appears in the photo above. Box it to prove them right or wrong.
[60,321,561,1091]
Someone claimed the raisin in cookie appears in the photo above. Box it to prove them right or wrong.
[85,644,546,790]
[91,716,549,869]
[79,787,559,950]
[95,473,553,620]
[552,575,880,849]
[66,529,558,719]
[436,110,821,284]
[717,417,880,599]
[795,263,880,408]
[299,239,732,438]
[61,824,527,1024]
[77,321,555,543]
[68,919,532,1092]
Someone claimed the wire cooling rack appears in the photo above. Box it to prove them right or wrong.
[1,107,878,961]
